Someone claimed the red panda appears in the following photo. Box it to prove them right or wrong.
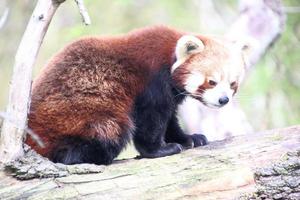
[26,26,246,165]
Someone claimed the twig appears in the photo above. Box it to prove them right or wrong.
[0,8,9,30]
[74,0,91,25]
[0,112,44,148]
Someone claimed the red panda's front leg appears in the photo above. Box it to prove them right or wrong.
[133,91,183,158]
[165,114,208,149]
[166,114,208,148]
[133,112,183,158]
[165,114,194,149]
[133,68,183,158]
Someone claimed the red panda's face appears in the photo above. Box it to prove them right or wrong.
[172,35,246,108]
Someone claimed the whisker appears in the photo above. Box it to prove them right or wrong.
[174,91,189,98]
[191,94,203,98]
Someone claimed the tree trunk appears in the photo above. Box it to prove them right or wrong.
[0,126,299,199]
[0,0,65,164]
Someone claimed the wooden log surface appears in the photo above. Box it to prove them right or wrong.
[0,126,299,200]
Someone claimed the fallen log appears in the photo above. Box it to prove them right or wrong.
[0,126,299,200]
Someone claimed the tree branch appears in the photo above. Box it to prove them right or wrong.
[0,0,64,164]
[0,112,44,148]
[0,8,9,30]
[0,0,92,164]
[74,0,91,25]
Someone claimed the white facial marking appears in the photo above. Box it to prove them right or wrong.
[212,72,221,83]
[171,58,185,73]
[185,73,205,93]
[202,82,234,108]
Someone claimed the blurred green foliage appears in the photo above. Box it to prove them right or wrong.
[0,0,299,131]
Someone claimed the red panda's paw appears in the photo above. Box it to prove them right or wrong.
[140,143,183,159]
[191,134,208,147]
[180,137,195,150]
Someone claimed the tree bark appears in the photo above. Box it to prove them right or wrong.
[0,126,299,199]
[250,151,300,199]
[0,0,65,164]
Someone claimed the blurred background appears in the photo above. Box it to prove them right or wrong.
[0,0,299,133]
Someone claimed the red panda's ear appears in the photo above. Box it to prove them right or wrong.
[229,37,257,69]
[175,35,204,60]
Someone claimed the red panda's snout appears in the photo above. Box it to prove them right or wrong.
[199,81,235,108]
[171,35,246,109]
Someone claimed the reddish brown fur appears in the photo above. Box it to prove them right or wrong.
[27,26,190,156]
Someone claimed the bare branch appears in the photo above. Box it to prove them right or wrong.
[0,112,44,148]
[74,0,91,25]
[0,8,9,30]
[0,0,92,163]
[0,0,64,164]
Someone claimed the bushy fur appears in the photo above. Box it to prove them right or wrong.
[26,26,208,165]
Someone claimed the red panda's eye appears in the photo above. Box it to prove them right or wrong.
[230,81,237,88]
[208,80,217,86]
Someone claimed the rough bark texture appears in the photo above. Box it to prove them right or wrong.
[3,145,104,180]
[249,151,300,199]
[0,126,299,200]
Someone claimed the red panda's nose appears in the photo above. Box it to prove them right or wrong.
[219,96,229,105]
